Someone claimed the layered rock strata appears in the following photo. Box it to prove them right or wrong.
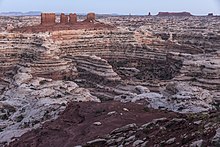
[71,55,121,81]
[0,14,219,146]
[0,33,44,78]
[173,52,220,104]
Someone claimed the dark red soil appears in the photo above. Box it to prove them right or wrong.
[8,101,177,147]
[12,22,114,33]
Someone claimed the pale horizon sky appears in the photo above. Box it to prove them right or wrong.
[0,0,219,15]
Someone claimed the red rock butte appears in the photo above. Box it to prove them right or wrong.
[69,13,77,24]
[12,12,114,33]
[84,13,96,22]
[60,13,69,24]
[157,12,193,17]
[41,13,56,25]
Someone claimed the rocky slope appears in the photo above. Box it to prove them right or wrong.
[0,68,99,146]
[8,101,220,147]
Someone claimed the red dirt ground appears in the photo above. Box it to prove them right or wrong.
[12,22,114,33]
[8,101,177,147]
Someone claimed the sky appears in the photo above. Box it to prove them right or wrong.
[0,0,219,15]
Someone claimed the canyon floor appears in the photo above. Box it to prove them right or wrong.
[0,15,219,147]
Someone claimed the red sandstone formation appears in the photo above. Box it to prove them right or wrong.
[85,12,96,22]
[60,13,69,24]
[12,12,114,33]
[69,13,77,24]
[157,12,192,17]
[41,13,56,25]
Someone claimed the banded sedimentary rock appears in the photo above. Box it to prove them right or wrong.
[0,33,44,78]
[173,52,220,104]
[52,29,182,80]
[72,55,121,81]
[0,15,219,143]
[0,33,78,80]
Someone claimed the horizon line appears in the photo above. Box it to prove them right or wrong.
[0,11,218,16]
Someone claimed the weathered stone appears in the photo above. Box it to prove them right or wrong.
[86,138,107,146]
[115,137,125,143]
[190,140,203,147]
[107,111,117,116]
[193,120,202,125]
[141,141,149,147]
[93,122,102,126]
[212,128,220,146]
[125,135,136,142]
[165,137,176,145]
[111,123,137,134]
[132,140,144,146]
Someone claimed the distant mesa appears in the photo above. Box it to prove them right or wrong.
[157,12,193,17]
[208,13,214,17]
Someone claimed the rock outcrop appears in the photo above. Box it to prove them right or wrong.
[84,12,96,22]
[72,55,121,81]
[60,13,68,24]
[41,13,55,25]
[69,13,77,24]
